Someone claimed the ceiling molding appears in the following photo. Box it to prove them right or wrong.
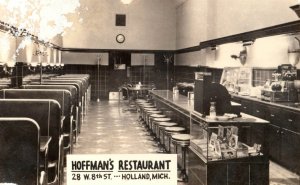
[200,20,300,49]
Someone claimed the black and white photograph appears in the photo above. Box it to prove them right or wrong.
[0,0,300,185]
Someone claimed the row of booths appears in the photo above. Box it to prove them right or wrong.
[0,74,91,185]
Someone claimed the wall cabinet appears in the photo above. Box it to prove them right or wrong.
[241,99,253,115]
[267,124,300,174]
[232,95,300,175]
[252,103,269,120]
[281,129,300,174]
[266,124,281,164]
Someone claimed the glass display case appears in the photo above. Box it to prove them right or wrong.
[188,111,269,185]
[220,67,253,95]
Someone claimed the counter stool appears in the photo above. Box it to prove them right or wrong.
[136,102,149,107]
[142,107,157,120]
[140,105,155,121]
[138,103,154,110]
[137,103,155,122]
[152,117,171,140]
[135,99,147,107]
[136,101,151,109]
[135,99,147,103]
[135,100,147,108]
[149,114,166,133]
[136,101,148,113]
[140,107,158,126]
[141,104,155,113]
[143,105,155,108]
[145,110,162,130]
[171,134,190,182]
[164,127,186,153]
[156,122,178,150]
[152,117,172,152]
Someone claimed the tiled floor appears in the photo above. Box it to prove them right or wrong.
[64,100,300,185]
[73,101,160,154]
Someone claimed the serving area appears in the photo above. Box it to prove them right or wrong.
[148,88,270,185]
[230,93,300,176]
[2,1,300,185]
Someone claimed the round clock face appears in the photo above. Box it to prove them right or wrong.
[116,34,125,43]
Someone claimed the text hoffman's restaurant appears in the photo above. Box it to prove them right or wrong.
[0,0,300,185]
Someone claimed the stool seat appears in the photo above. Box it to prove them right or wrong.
[171,133,190,182]
[138,103,152,106]
[147,110,162,113]
[153,117,171,122]
[157,122,178,127]
[150,114,166,118]
[136,99,147,102]
[137,102,150,105]
[172,134,190,141]
[163,127,185,154]
[165,127,185,132]
[144,107,157,111]
[143,105,155,108]
[140,102,152,105]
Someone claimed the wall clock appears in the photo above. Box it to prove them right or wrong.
[116,34,125,43]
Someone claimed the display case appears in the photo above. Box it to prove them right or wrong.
[188,111,269,185]
[220,67,253,95]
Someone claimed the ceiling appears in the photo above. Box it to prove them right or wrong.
[174,0,187,7]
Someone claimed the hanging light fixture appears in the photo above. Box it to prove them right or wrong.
[210,45,218,51]
[242,40,255,46]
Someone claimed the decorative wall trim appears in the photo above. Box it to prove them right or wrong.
[175,45,201,54]
[61,48,174,54]
[200,20,300,48]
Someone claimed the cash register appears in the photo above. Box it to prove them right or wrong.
[194,72,241,117]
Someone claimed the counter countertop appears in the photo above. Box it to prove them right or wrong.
[149,90,194,116]
[198,112,269,124]
[231,94,300,112]
[149,90,268,124]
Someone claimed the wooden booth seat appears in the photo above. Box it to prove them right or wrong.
[1,89,74,154]
[22,84,78,108]
[52,76,89,91]
[44,78,88,116]
[43,79,84,102]
[43,79,86,116]
[22,85,80,143]
[30,82,83,133]
[0,117,47,185]
[30,82,82,107]
[0,99,63,185]
[51,76,90,114]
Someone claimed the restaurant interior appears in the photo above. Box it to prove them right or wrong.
[0,0,300,185]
